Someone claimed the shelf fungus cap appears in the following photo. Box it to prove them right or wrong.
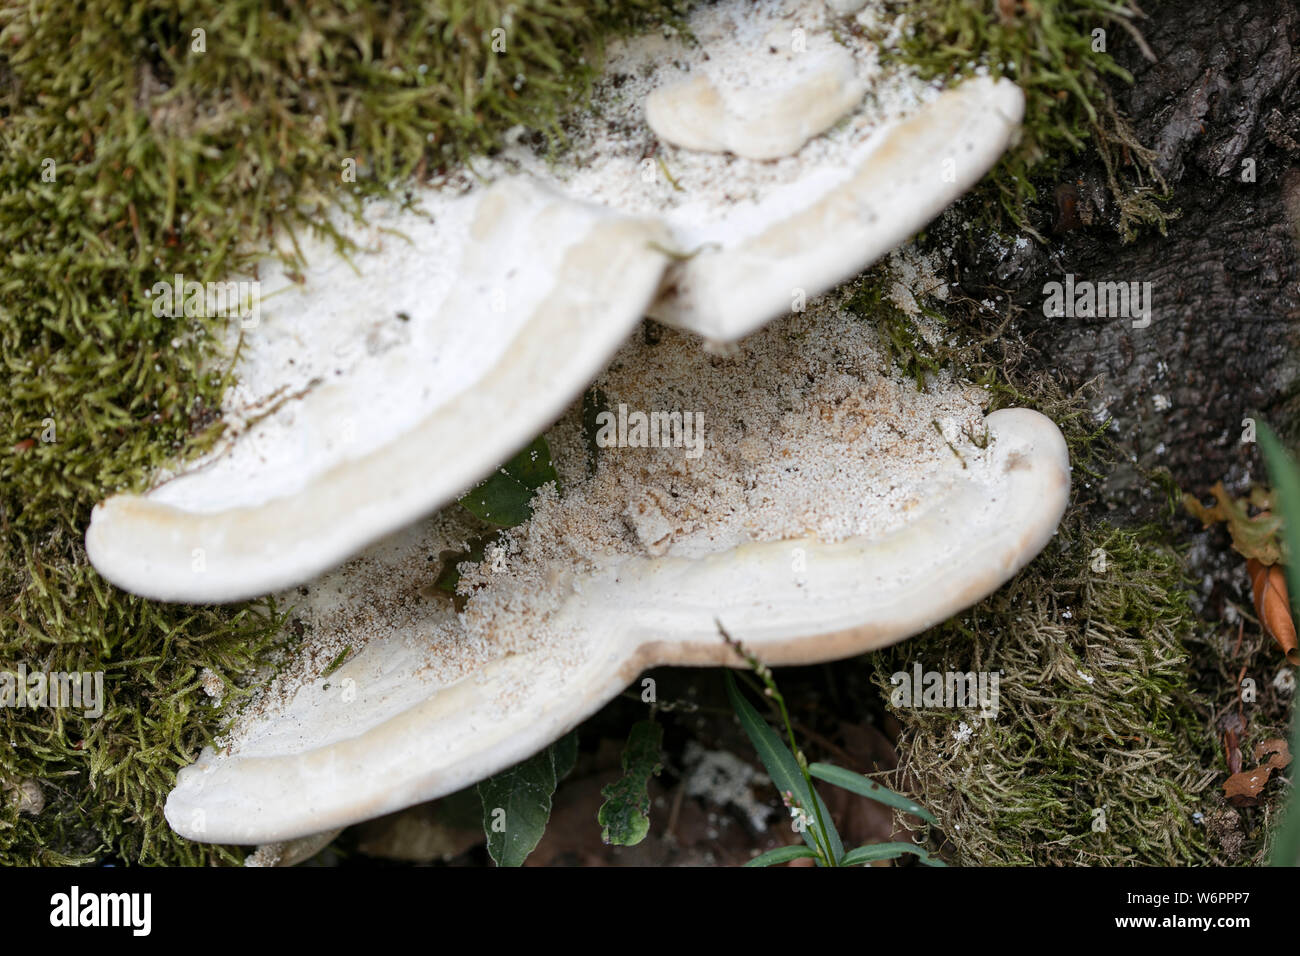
[85,0,1027,603]
[161,300,1071,843]
[85,178,673,603]
[647,76,1026,342]
[167,408,1071,842]
[574,0,1028,343]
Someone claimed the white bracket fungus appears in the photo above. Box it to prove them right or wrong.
[86,0,1026,602]
[163,300,1071,845]
[75,0,1069,848]
[86,179,673,602]
[644,35,867,160]
[646,77,1026,342]
[164,404,1069,844]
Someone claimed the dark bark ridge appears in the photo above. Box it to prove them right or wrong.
[950,0,1299,520]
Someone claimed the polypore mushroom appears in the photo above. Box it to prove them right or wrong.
[85,0,1026,603]
[86,178,673,602]
[164,298,1070,844]
[644,76,1025,342]
[590,0,1027,341]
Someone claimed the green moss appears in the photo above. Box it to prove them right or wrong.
[841,259,1111,487]
[878,0,1169,239]
[872,521,1224,865]
[842,274,945,388]
[0,0,685,864]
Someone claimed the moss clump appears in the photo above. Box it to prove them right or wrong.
[872,521,1224,865]
[879,0,1168,239]
[0,0,685,864]
[841,275,945,388]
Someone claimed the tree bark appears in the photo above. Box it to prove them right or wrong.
[953,0,1300,520]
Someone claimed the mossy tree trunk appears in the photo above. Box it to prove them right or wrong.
[956,0,1299,521]
[886,0,1299,864]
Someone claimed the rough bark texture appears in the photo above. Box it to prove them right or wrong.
[952,0,1300,521]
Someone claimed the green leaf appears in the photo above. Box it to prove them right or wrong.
[841,843,948,867]
[743,845,819,867]
[502,435,560,492]
[553,730,579,782]
[1259,424,1300,867]
[598,720,663,846]
[459,471,534,528]
[809,762,937,826]
[724,672,843,864]
[477,739,567,867]
[458,436,559,527]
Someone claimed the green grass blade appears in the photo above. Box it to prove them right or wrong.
[1258,424,1300,867]
[841,843,948,867]
[724,671,843,864]
[743,845,820,867]
[809,762,937,826]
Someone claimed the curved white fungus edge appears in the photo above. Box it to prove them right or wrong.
[85,179,673,603]
[85,77,1023,605]
[643,38,867,160]
[164,407,1069,844]
[647,76,1026,342]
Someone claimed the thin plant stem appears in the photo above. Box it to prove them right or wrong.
[726,629,839,866]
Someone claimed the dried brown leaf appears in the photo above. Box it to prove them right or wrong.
[1223,768,1271,806]
[1224,728,1242,775]
[1254,738,1292,771]
[1247,559,1299,665]
[1224,739,1292,807]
